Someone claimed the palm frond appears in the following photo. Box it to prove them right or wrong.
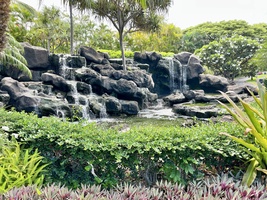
[0,33,32,79]
[12,0,37,16]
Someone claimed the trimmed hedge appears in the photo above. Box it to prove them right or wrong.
[98,49,174,58]
[0,108,248,188]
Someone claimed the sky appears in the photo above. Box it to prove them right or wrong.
[19,0,267,29]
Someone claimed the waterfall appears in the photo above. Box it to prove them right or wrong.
[59,55,75,80]
[68,80,91,120]
[99,106,108,119]
[168,58,188,93]
[181,64,188,92]
[169,58,176,91]
[56,107,65,120]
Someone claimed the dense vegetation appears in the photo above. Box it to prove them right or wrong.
[2,1,267,197]
[0,108,249,190]
[8,2,267,80]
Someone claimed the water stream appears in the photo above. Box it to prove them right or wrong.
[168,58,188,93]
[59,56,108,121]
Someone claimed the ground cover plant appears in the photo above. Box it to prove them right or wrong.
[0,108,249,190]
[2,174,267,199]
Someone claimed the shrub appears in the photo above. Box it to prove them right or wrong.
[0,108,249,189]
[98,49,174,59]
[0,140,48,193]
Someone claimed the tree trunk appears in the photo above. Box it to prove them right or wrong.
[69,2,74,55]
[0,0,11,53]
[119,31,126,71]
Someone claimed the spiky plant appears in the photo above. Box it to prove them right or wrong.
[219,81,267,187]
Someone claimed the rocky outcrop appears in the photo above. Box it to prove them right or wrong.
[1,77,39,112]
[41,73,71,92]
[149,59,171,96]
[0,45,257,120]
[163,92,187,106]
[21,42,50,69]
[227,83,258,95]
[199,74,229,93]
[79,46,109,64]
[173,104,220,118]
[187,55,204,80]
[134,52,162,70]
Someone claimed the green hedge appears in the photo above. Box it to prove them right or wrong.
[98,49,174,58]
[0,108,248,188]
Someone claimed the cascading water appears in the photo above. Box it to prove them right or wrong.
[59,55,75,80]
[168,58,188,93]
[169,58,178,92]
[67,80,91,120]
[180,64,188,92]
[59,56,108,121]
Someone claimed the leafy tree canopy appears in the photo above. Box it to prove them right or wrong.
[180,20,267,53]
[195,35,260,80]
[85,0,172,70]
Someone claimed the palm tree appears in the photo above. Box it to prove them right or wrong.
[0,0,11,53]
[60,0,92,55]
[0,0,33,79]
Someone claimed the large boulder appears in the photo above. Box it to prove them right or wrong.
[163,92,187,106]
[121,100,139,115]
[79,46,109,64]
[112,79,138,97]
[65,56,86,68]
[109,70,154,90]
[151,59,171,96]
[174,52,192,65]
[134,52,162,69]
[227,83,258,95]
[21,42,49,69]
[75,67,102,87]
[199,74,229,93]
[173,104,219,118]
[41,72,71,92]
[105,96,122,115]
[1,77,39,112]
[187,55,204,80]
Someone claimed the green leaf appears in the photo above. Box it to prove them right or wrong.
[242,158,259,187]
[220,132,261,153]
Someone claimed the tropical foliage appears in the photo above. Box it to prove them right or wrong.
[219,81,267,187]
[0,33,32,79]
[0,140,48,193]
[195,35,260,81]
[250,40,267,73]
[180,20,267,53]
[0,108,248,188]
[86,0,172,70]
[0,0,11,53]
[2,174,267,199]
